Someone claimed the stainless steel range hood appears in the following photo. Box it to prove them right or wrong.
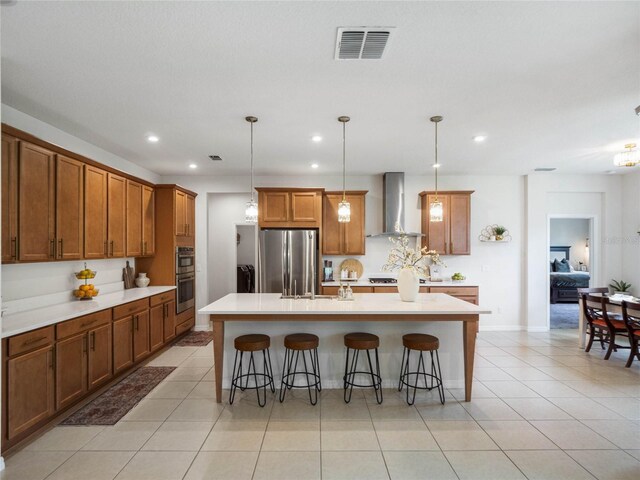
[367,172,423,237]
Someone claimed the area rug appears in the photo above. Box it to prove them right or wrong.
[550,303,579,329]
[174,330,214,347]
[62,366,176,425]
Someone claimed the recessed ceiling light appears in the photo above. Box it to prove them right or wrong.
[433,163,441,168]
[473,135,486,142]
[311,163,319,169]
[189,163,198,169]
[146,135,159,143]
[311,135,323,142]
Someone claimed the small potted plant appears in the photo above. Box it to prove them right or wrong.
[609,279,632,295]
[493,226,507,241]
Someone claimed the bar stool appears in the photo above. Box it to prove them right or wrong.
[398,333,445,405]
[343,332,383,404]
[229,334,275,407]
[279,333,322,405]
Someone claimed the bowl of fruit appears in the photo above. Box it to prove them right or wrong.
[451,272,466,283]
[73,263,99,300]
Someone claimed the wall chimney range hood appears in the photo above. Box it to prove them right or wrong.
[368,172,423,237]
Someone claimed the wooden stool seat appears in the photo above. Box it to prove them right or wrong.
[284,333,319,351]
[344,332,380,350]
[234,334,270,352]
[403,333,439,351]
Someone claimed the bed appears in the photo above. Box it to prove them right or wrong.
[549,246,590,303]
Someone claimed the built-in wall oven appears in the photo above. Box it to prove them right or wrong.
[176,247,195,313]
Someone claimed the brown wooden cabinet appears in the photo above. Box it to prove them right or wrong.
[420,191,473,255]
[186,193,195,239]
[112,316,134,375]
[142,185,155,256]
[55,333,87,410]
[322,191,367,255]
[6,344,55,441]
[133,310,150,362]
[175,190,187,236]
[17,142,56,262]
[108,173,126,258]
[84,165,108,259]
[55,155,84,260]
[2,134,18,263]
[256,188,323,228]
[126,180,143,257]
[87,323,112,389]
[149,305,164,352]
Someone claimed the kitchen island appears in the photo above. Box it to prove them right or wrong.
[199,293,491,403]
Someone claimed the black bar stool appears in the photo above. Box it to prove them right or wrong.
[343,332,383,404]
[279,333,321,405]
[229,334,275,407]
[398,333,445,405]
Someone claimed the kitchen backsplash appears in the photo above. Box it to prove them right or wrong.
[2,258,137,314]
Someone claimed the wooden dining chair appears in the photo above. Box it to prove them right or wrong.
[600,296,630,360]
[581,294,625,357]
[577,287,609,296]
[621,300,640,368]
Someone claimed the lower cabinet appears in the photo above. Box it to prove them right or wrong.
[321,285,479,303]
[6,344,55,441]
[3,291,183,452]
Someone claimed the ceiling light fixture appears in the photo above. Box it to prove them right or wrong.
[311,135,323,142]
[189,163,197,169]
[146,135,159,143]
[473,135,486,142]
[245,116,259,223]
[311,163,319,169]
[338,116,351,223]
[429,116,444,223]
[613,143,639,167]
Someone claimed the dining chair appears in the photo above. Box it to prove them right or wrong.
[621,300,640,368]
[600,296,630,360]
[581,294,625,357]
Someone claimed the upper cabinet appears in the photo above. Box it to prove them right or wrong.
[322,191,367,255]
[419,191,473,255]
[55,155,84,260]
[256,188,323,228]
[1,135,18,263]
[142,185,155,256]
[107,173,126,258]
[84,165,108,259]
[126,180,143,257]
[175,189,195,240]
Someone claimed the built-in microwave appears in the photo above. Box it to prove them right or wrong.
[176,246,195,275]
[176,272,195,314]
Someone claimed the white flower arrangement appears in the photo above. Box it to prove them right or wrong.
[382,225,445,277]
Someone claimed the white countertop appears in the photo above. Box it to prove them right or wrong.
[2,286,176,338]
[322,280,479,287]
[199,293,490,316]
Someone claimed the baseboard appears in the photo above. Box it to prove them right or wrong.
[479,325,525,332]
[193,324,211,332]
[527,326,550,332]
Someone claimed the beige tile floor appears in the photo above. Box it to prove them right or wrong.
[2,329,640,480]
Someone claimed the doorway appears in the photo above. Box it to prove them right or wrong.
[235,224,258,293]
[547,216,596,329]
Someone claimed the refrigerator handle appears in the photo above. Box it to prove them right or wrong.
[309,231,316,299]
[282,231,288,296]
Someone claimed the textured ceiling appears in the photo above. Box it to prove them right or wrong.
[1,1,639,176]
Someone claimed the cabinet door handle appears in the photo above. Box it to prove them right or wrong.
[143,241,147,255]
[83,335,87,354]
[80,318,98,328]
[50,239,55,258]
[59,238,64,258]
[10,237,17,259]
[134,315,139,331]
[104,241,108,256]
[110,240,114,256]
[48,349,53,369]
[450,241,453,253]
[23,335,47,346]
[91,331,96,351]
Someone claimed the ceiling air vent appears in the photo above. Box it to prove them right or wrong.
[335,27,394,60]
[209,155,222,161]
[534,167,556,172]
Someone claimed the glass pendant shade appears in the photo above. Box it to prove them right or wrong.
[429,199,443,222]
[245,199,258,223]
[614,143,639,167]
[338,200,351,223]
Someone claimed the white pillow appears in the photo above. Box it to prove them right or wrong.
[569,264,575,272]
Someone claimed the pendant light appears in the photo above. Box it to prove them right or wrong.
[338,116,351,223]
[429,116,444,222]
[245,116,258,223]
[614,143,639,167]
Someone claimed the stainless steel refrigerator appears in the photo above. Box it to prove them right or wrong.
[258,229,318,296]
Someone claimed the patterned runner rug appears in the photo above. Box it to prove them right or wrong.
[62,366,176,425]
[174,330,214,347]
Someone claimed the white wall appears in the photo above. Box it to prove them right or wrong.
[525,174,623,331]
[621,171,640,295]
[164,173,525,331]
[550,218,590,268]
